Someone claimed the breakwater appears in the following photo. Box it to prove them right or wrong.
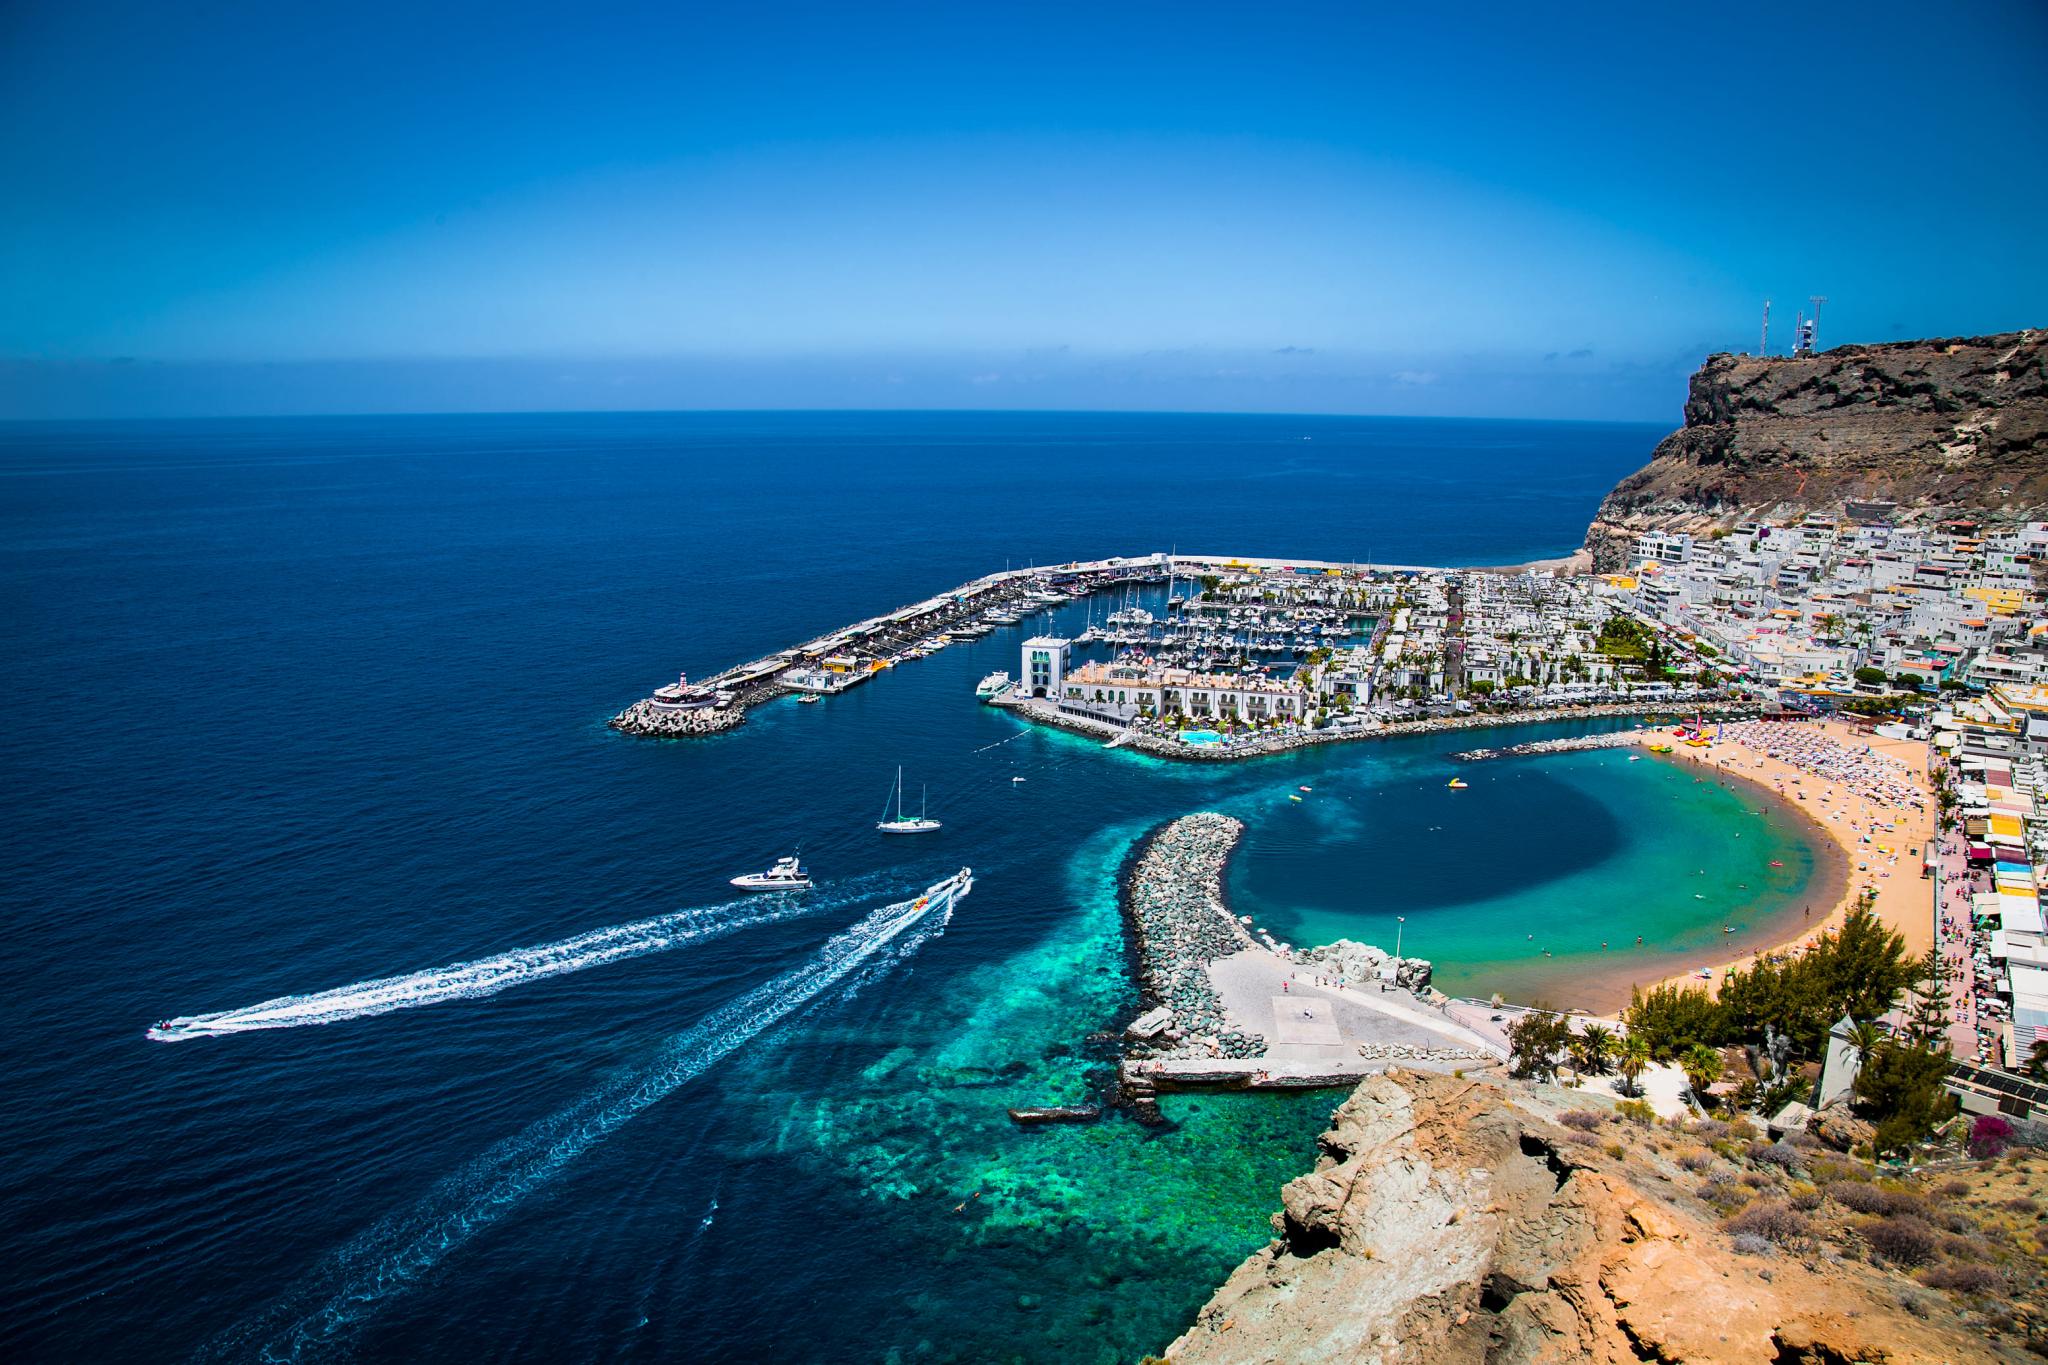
[608,554,1170,737]
[1451,730,1648,762]
[1121,813,1266,1061]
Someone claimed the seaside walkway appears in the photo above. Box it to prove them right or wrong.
[1205,946,1501,1074]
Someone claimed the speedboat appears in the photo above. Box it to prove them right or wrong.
[797,693,821,705]
[730,855,812,891]
[1447,778,1468,789]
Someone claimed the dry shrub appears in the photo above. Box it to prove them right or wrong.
[1932,1178,1970,1199]
[2002,1196,2039,1214]
[1919,1263,2004,1294]
[1565,1130,1600,1147]
[1789,1185,1823,1213]
[1723,1199,1812,1245]
[1811,1158,1869,1186]
[1559,1110,1604,1131]
[1940,1235,1992,1261]
[1832,1183,1923,1218]
[1730,1232,1772,1257]
[1678,1149,1713,1173]
[1863,1214,1940,1266]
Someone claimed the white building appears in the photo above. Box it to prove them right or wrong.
[1020,636,1070,698]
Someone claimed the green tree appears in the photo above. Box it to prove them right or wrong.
[1623,984,1725,1060]
[1572,1023,1616,1077]
[1853,666,1889,686]
[1715,907,1917,1056]
[1506,1010,1571,1082]
[2026,1037,2048,1082]
[1681,1043,1724,1104]
[1853,1035,1958,1155]
[1618,1033,1652,1096]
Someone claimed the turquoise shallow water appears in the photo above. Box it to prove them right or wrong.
[2,411,1825,1364]
[1230,743,1829,1008]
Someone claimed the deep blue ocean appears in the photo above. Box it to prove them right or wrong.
[1,410,1823,1363]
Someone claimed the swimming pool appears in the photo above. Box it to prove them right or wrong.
[1180,730,1223,746]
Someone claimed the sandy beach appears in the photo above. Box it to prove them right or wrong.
[1607,718,1936,1015]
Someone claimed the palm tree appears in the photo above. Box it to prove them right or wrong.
[1574,1024,1616,1078]
[1681,1043,1724,1105]
[1618,1034,1652,1097]
[1846,1020,1884,1069]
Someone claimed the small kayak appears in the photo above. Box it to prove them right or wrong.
[1288,794,1303,802]
[1769,860,1784,867]
[1298,785,1313,793]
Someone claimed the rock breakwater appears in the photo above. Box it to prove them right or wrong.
[1123,813,1266,1060]
[608,697,748,737]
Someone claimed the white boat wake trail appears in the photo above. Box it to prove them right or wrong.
[147,880,886,1042]
[201,869,971,1364]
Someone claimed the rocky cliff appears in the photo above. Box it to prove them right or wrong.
[1161,1070,2017,1364]
[1583,331,2048,571]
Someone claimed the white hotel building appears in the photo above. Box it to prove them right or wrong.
[1022,636,1304,726]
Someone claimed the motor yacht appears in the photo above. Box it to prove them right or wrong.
[730,855,813,891]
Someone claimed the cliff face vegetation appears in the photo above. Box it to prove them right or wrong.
[1583,331,2048,570]
[1161,1070,2035,1364]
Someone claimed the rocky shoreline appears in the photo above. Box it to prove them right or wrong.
[1003,695,1753,763]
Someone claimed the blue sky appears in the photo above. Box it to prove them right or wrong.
[3,1,2044,420]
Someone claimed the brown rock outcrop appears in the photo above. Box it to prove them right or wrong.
[1162,1070,2003,1363]
[1583,330,2048,570]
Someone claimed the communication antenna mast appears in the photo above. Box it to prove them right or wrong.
[1760,299,1771,356]
[1808,295,1828,351]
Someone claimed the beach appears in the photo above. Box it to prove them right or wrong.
[1612,718,1935,1013]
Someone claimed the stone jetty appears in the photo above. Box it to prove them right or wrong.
[1122,812,1267,1060]
[608,696,748,737]
[1450,729,1660,762]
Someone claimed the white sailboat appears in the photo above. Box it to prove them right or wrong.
[877,766,942,834]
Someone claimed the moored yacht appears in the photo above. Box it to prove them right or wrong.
[975,670,1011,699]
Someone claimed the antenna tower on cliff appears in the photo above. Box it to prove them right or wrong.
[1808,295,1828,351]
[1760,299,1771,356]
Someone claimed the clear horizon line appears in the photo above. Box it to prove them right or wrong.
[0,403,1675,428]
